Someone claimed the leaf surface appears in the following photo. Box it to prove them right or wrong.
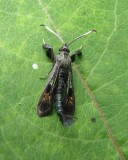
[0,0,128,160]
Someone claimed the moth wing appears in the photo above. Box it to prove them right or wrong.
[62,67,75,125]
[37,61,61,117]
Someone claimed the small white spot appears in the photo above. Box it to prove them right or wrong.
[32,63,38,70]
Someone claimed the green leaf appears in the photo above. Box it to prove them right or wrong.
[0,0,128,160]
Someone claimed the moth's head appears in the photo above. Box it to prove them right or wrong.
[59,44,70,53]
[41,25,97,55]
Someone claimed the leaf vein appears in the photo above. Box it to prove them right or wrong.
[93,72,128,92]
[1,127,22,160]
[87,0,118,80]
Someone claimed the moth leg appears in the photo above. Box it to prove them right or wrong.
[70,46,82,62]
[39,65,54,80]
[39,74,49,80]
[42,39,55,62]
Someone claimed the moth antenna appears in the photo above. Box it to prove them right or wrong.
[67,30,97,46]
[40,24,65,44]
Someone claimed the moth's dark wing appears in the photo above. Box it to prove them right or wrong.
[37,61,61,117]
[63,66,75,126]
[37,83,54,117]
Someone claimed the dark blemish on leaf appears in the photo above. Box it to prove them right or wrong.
[91,117,96,123]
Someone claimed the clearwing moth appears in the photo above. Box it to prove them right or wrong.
[37,25,96,126]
